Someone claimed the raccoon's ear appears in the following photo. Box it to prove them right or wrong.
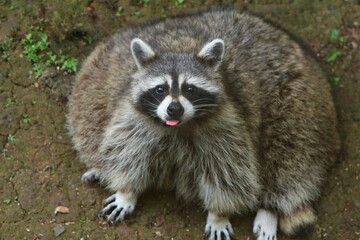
[131,38,156,69]
[197,39,225,71]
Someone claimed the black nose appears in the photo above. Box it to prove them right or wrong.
[167,102,184,119]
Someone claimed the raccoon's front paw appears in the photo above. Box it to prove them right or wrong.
[205,212,233,240]
[253,209,277,240]
[81,168,100,183]
[98,192,137,223]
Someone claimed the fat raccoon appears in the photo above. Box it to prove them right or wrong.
[67,7,339,240]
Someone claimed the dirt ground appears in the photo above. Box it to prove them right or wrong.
[0,0,359,239]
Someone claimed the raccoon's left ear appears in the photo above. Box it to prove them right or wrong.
[131,38,156,69]
[197,39,225,71]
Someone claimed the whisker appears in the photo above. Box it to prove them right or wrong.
[142,100,159,108]
[192,98,216,104]
[149,93,161,104]
[194,104,218,108]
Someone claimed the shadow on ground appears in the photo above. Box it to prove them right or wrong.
[0,0,359,239]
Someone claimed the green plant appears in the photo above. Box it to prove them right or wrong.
[0,39,11,60]
[5,98,15,108]
[22,114,30,124]
[7,134,15,142]
[329,76,341,86]
[326,48,342,62]
[82,35,93,44]
[326,28,344,63]
[3,199,11,205]
[329,28,344,45]
[21,31,78,78]
[139,0,149,6]
[175,0,185,6]
[161,8,168,18]
[116,6,124,17]
[134,10,141,17]
[50,165,56,175]
[60,55,78,72]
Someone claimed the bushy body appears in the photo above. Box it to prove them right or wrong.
[67,7,339,240]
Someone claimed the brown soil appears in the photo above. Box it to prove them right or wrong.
[0,1,359,239]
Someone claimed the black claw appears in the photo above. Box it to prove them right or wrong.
[103,196,116,206]
[108,208,123,222]
[98,210,105,219]
[272,236,275,240]
[204,227,211,238]
[220,231,226,240]
[225,226,232,236]
[110,205,117,212]
[214,231,217,240]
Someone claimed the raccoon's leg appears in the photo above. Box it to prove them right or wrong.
[81,168,101,182]
[204,212,233,240]
[98,191,137,223]
[278,204,316,237]
[252,209,277,240]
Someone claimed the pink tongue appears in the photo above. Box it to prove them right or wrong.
[166,120,179,126]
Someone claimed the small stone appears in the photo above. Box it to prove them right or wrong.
[53,224,65,237]
[54,206,70,215]
[352,114,360,121]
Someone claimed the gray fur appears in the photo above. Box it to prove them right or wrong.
[67,7,339,239]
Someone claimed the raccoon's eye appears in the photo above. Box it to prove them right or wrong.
[155,86,165,95]
[185,86,194,94]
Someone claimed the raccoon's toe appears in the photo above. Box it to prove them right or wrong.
[253,209,277,240]
[205,212,233,240]
[81,168,100,183]
[279,205,316,238]
[98,192,137,223]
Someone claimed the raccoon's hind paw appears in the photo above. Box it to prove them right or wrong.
[204,212,233,240]
[98,192,137,223]
[253,209,278,240]
[81,168,100,183]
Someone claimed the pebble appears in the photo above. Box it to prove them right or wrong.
[352,114,360,121]
[53,224,66,237]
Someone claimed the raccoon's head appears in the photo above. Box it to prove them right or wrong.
[130,38,225,127]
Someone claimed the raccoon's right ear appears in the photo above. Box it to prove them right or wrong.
[197,39,225,71]
[131,38,156,69]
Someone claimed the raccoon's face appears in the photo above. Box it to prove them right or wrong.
[130,38,225,127]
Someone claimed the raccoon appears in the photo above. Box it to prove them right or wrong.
[67,7,339,240]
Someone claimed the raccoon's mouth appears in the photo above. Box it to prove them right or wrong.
[165,120,180,126]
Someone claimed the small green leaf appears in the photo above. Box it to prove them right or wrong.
[329,28,339,42]
[134,11,141,17]
[175,0,185,5]
[3,199,11,205]
[326,48,342,62]
[50,165,56,175]
[339,36,344,45]
[22,114,30,124]
[329,76,341,86]
[7,134,15,142]
[5,98,15,107]
[116,6,124,16]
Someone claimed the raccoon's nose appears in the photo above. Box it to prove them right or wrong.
[167,102,184,119]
